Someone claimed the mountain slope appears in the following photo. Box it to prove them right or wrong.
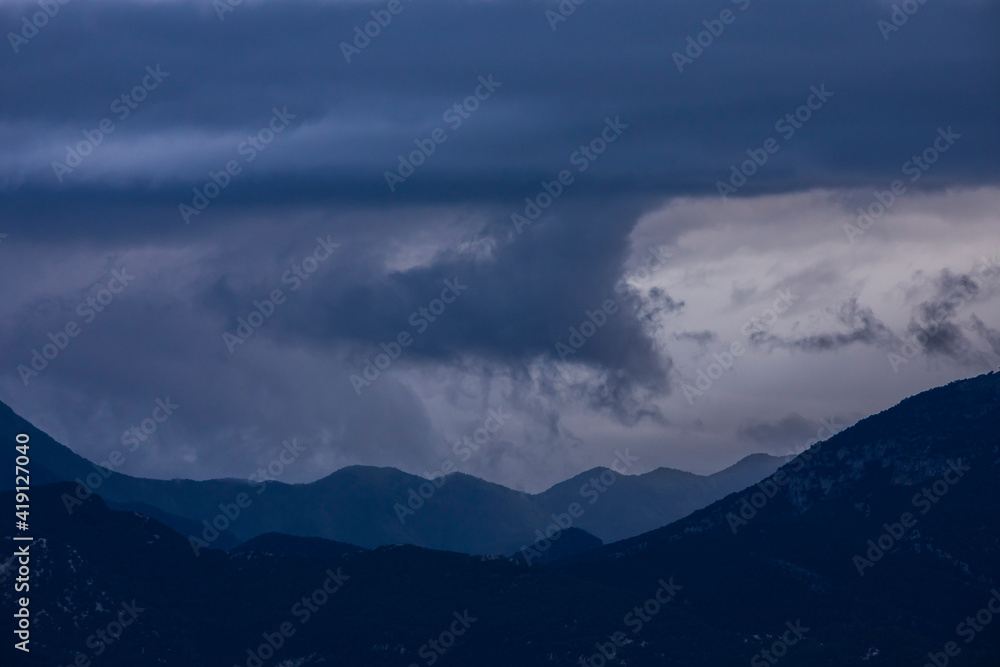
[556,371,1000,663]
[534,454,791,542]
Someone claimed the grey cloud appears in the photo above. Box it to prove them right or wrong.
[970,314,1000,359]
[730,283,757,307]
[673,330,717,352]
[904,268,999,364]
[1,0,999,244]
[736,413,817,449]
[752,296,897,352]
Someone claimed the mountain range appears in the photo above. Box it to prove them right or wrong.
[0,400,787,554]
[2,371,999,665]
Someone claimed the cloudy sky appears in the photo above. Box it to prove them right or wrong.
[1,0,998,491]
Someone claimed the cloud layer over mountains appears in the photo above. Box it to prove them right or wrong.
[1,0,997,489]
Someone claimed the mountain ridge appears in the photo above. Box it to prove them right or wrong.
[0,398,788,552]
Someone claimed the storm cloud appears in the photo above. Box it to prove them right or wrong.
[0,0,997,489]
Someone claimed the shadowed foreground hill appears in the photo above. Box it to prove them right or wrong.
[0,485,740,667]
[558,371,1000,664]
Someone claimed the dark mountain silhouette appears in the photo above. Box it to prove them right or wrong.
[231,532,365,559]
[1,484,741,666]
[2,372,998,665]
[0,400,786,554]
[557,370,1000,663]
[512,526,603,565]
[104,498,242,549]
